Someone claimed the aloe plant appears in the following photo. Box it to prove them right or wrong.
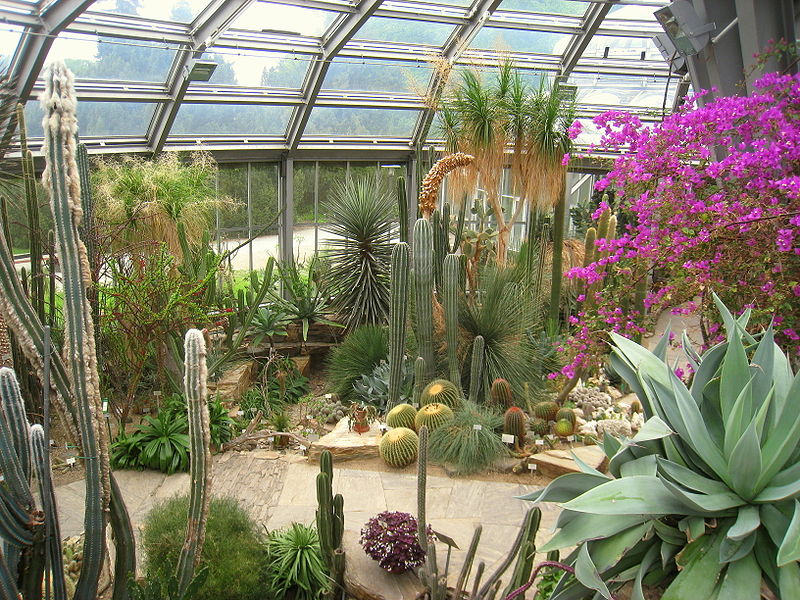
[521,295,800,600]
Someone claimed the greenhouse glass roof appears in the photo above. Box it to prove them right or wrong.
[0,0,677,157]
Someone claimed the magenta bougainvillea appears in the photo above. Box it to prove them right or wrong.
[558,70,800,378]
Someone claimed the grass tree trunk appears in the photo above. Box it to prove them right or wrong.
[547,194,566,328]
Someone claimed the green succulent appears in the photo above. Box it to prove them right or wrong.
[353,359,414,412]
[521,296,800,600]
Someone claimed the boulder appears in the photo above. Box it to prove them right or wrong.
[307,417,382,462]
[207,360,256,400]
[529,445,607,479]
[342,531,425,600]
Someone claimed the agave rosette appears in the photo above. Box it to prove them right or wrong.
[521,296,800,600]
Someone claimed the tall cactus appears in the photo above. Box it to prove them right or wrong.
[396,176,409,243]
[176,330,212,594]
[443,254,460,386]
[468,335,485,405]
[387,243,409,410]
[415,425,446,600]
[413,218,435,380]
[316,450,345,599]
[413,356,426,407]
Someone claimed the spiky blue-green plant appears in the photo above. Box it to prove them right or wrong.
[176,330,212,594]
[443,253,460,386]
[387,243,409,410]
[413,218,435,380]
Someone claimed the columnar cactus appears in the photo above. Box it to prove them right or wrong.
[397,176,409,243]
[582,226,597,269]
[414,403,454,433]
[490,378,513,410]
[316,450,345,599]
[418,153,474,219]
[503,407,526,446]
[386,403,417,430]
[387,243,410,410]
[443,253,460,386]
[420,379,461,409]
[413,219,435,380]
[468,335,485,405]
[413,356,426,407]
[379,427,419,468]
[176,329,212,594]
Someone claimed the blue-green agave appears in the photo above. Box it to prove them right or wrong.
[521,295,800,600]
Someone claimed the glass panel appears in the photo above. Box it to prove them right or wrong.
[45,33,177,82]
[304,107,417,136]
[90,0,204,22]
[499,0,588,16]
[378,163,404,193]
[354,17,454,45]
[608,4,662,20]
[294,162,317,261]
[318,161,347,230]
[323,59,430,93]
[251,163,280,231]
[206,49,308,88]
[348,162,378,184]
[470,27,573,54]
[216,164,250,270]
[580,35,662,61]
[232,2,338,37]
[0,25,23,74]
[170,105,292,136]
[24,101,156,136]
[570,72,678,109]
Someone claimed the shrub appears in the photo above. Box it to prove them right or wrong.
[326,324,388,402]
[142,496,266,600]
[428,401,507,474]
[360,512,430,574]
[265,523,329,600]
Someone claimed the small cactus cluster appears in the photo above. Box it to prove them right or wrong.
[629,398,643,414]
[414,403,454,432]
[490,378,514,410]
[418,153,474,218]
[380,427,419,468]
[420,379,461,409]
[311,397,349,424]
[556,407,576,425]
[533,401,559,422]
[568,387,613,416]
[386,403,417,430]
[530,417,549,436]
[503,407,526,446]
[553,419,576,438]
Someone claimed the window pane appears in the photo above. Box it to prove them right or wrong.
[45,33,177,82]
[170,105,292,136]
[232,2,338,37]
[571,72,679,109]
[324,59,430,93]
[90,0,204,22]
[305,108,417,136]
[580,35,662,61]
[217,164,248,233]
[354,17,454,45]
[0,25,23,74]
[470,27,572,54]
[24,101,156,137]
[318,161,347,226]
[250,163,280,231]
[205,49,308,89]
[499,0,587,15]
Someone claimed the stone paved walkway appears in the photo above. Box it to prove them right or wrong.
[56,452,560,586]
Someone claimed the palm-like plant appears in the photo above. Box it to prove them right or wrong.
[136,412,190,474]
[321,176,396,330]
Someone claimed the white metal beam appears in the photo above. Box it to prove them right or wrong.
[558,0,619,78]
[285,0,384,151]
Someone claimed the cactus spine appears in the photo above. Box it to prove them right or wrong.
[503,407,526,447]
[386,403,417,430]
[490,378,513,410]
[413,356,425,407]
[387,243,409,410]
[317,450,345,599]
[379,427,419,468]
[176,330,212,594]
[582,226,597,269]
[468,335,485,405]
[443,253,460,386]
[414,403,454,433]
[420,379,461,409]
[413,218,435,380]
[396,176,408,243]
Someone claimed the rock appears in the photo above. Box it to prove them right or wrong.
[252,450,280,460]
[492,457,523,474]
[307,417,383,462]
[529,445,608,479]
[207,360,256,400]
[597,419,632,439]
[291,355,311,376]
[342,531,425,600]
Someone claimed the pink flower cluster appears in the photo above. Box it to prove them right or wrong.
[556,71,800,379]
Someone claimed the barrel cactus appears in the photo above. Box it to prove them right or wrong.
[556,407,576,425]
[420,379,461,409]
[414,403,454,433]
[533,401,559,422]
[530,417,550,436]
[386,403,417,430]
[380,427,419,468]
[553,419,576,438]
[503,407,526,446]
[490,378,514,410]
[629,398,643,414]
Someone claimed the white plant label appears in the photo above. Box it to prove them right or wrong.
[267,437,274,443]
[501,433,515,443]
[66,457,76,466]
[153,390,161,397]
[102,401,108,412]
[567,435,576,442]
[528,463,537,471]
[49,439,55,447]
[324,393,333,399]
[535,439,545,446]
[143,407,150,414]
[299,445,307,452]
[473,424,483,431]
[236,410,244,417]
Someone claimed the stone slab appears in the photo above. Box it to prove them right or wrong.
[308,417,382,462]
[342,531,426,600]
[529,445,608,479]
[208,360,256,401]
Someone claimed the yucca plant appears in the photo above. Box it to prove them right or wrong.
[521,295,800,600]
[428,400,507,474]
[321,176,395,329]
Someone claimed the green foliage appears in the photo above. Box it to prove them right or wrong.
[110,429,145,471]
[428,401,507,474]
[161,393,235,446]
[321,176,395,329]
[326,325,388,403]
[353,359,414,412]
[269,409,291,432]
[128,568,208,600]
[142,496,266,600]
[265,523,329,600]
[266,356,310,404]
[522,297,800,600]
[134,412,190,474]
[533,401,559,421]
[248,305,290,347]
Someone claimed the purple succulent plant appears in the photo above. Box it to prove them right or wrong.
[359,511,432,574]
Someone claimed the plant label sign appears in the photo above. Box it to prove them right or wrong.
[567,435,575,442]
[528,463,537,471]
[473,424,483,431]
[535,439,544,446]
[66,457,76,466]
[325,393,333,399]
[236,410,244,417]
[102,401,108,412]
[501,433,515,444]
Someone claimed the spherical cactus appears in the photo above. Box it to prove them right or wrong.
[420,379,461,409]
[556,407,576,425]
[530,417,549,436]
[534,401,559,422]
[554,419,576,438]
[490,378,514,409]
[414,403,454,433]
[629,398,643,414]
[379,427,419,468]
[503,407,526,444]
[386,403,417,430]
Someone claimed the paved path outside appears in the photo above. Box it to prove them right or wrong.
[56,452,559,585]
